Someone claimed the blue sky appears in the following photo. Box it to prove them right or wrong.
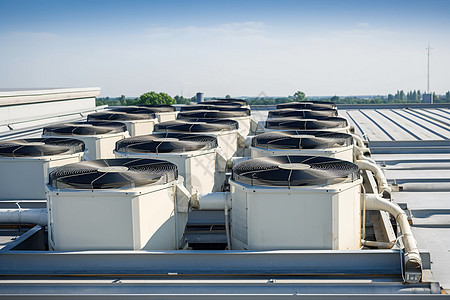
[1,0,449,97]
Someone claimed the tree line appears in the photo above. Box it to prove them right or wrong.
[96,90,450,106]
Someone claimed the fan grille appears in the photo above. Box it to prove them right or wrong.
[115,132,218,154]
[110,105,175,114]
[88,111,156,121]
[155,120,237,133]
[0,138,85,157]
[43,121,127,136]
[177,109,250,119]
[268,108,338,119]
[49,158,178,189]
[181,104,242,111]
[204,98,248,106]
[265,117,348,130]
[252,131,353,150]
[136,104,176,112]
[232,155,359,187]
[276,101,336,110]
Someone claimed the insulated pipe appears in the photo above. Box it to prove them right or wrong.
[350,133,365,148]
[196,192,232,210]
[364,193,422,283]
[0,208,47,226]
[354,146,376,164]
[361,239,395,249]
[356,160,391,196]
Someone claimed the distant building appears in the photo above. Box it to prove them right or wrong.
[196,92,204,103]
[422,93,433,103]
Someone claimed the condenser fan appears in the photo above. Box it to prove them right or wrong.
[232,155,359,187]
[88,111,156,121]
[110,105,175,114]
[0,138,85,157]
[137,104,176,112]
[115,132,218,154]
[155,119,238,133]
[268,108,338,119]
[265,117,348,130]
[276,101,336,110]
[204,98,248,106]
[177,109,250,119]
[252,131,353,150]
[43,121,127,136]
[180,104,242,111]
[48,158,178,189]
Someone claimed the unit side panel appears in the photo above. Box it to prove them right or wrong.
[334,185,361,250]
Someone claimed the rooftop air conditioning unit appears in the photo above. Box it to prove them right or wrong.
[46,158,189,251]
[177,109,252,138]
[230,155,361,250]
[110,105,177,123]
[276,101,336,110]
[203,98,249,108]
[180,104,244,112]
[265,117,350,133]
[87,111,157,137]
[154,119,239,160]
[114,133,226,194]
[267,108,338,119]
[0,138,84,200]
[42,121,129,160]
[251,131,354,161]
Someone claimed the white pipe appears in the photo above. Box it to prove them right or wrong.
[0,208,47,226]
[364,193,422,283]
[349,133,365,148]
[354,146,376,164]
[197,192,232,210]
[356,160,391,196]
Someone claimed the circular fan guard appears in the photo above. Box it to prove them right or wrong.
[0,138,85,157]
[43,121,127,136]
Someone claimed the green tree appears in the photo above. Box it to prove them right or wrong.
[137,92,175,105]
[293,91,306,101]
[330,95,339,102]
[225,95,231,99]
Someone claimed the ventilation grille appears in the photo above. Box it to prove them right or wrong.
[252,131,353,150]
[88,111,156,121]
[181,104,243,111]
[155,120,238,133]
[276,101,336,110]
[43,121,127,136]
[177,109,250,119]
[49,158,178,190]
[268,108,338,119]
[265,117,348,130]
[204,98,248,106]
[0,138,85,157]
[115,132,218,154]
[232,155,359,187]
[110,105,175,113]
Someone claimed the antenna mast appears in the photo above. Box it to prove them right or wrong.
[426,43,432,94]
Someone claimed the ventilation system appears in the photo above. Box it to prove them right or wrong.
[114,133,226,194]
[109,105,177,123]
[268,108,338,119]
[46,158,190,251]
[203,98,249,107]
[87,111,157,136]
[276,101,336,110]
[177,109,252,138]
[42,121,129,160]
[0,138,85,200]
[230,155,361,250]
[154,119,239,159]
[251,131,354,161]
[265,117,350,133]
[180,104,244,111]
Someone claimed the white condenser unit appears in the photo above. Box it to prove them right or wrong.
[46,158,189,251]
[267,108,338,119]
[202,98,250,109]
[251,130,354,162]
[42,121,129,160]
[87,111,157,137]
[154,119,239,160]
[276,101,336,110]
[0,138,85,200]
[109,105,177,123]
[230,155,361,251]
[264,117,351,133]
[177,109,252,138]
[114,133,226,195]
